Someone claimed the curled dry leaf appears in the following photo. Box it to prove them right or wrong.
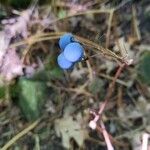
[3,9,31,39]
[0,48,24,81]
[0,32,11,66]
[0,6,55,81]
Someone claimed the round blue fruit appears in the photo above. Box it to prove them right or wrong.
[59,33,74,50]
[64,42,84,62]
[57,53,74,69]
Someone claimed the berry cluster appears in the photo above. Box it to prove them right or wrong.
[57,33,84,69]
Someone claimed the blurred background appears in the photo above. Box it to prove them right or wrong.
[0,0,150,150]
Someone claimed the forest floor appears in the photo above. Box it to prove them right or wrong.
[0,0,150,150]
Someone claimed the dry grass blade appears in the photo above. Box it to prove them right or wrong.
[75,35,122,61]
[105,9,114,48]
[1,119,40,150]
[41,9,112,31]
[131,5,141,41]
[9,31,123,64]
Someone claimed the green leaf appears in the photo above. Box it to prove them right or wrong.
[137,51,150,86]
[17,78,47,121]
[0,86,5,99]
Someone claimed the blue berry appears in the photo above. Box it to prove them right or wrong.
[59,33,74,50]
[57,53,74,69]
[64,42,84,62]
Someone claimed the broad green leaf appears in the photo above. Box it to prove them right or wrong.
[17,78,47,121]
[137,51,150,86]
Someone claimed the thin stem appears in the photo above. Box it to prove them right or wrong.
[98,63,126,115]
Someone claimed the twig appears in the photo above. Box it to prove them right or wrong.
[89,63,126,126]
[100,121,114,150]
[98,63,126,115]
[96,123,128,147]
[89,63,126,148]
[141,133,150,150]
[99,73,129,87]
[106,63,125,100]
